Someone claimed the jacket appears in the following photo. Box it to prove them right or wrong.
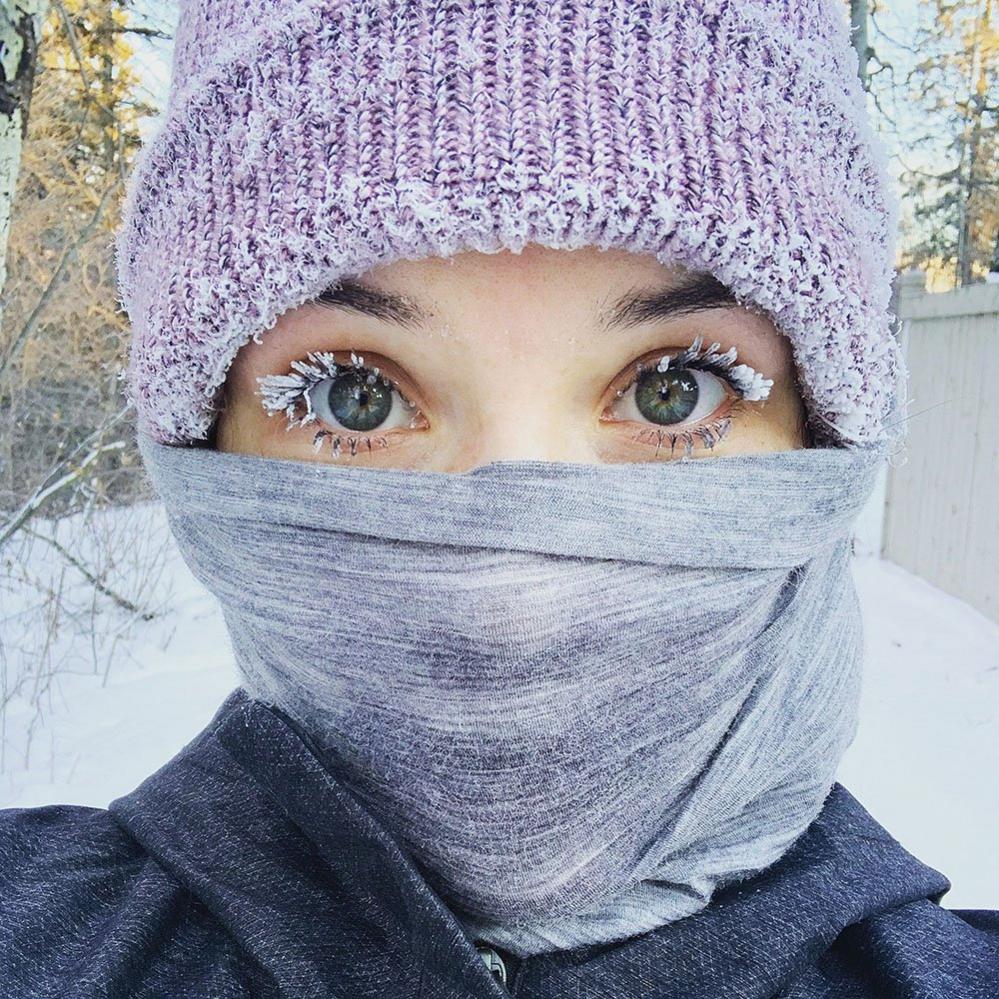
[2,687,997,998]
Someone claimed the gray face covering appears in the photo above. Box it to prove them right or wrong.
[138,432,886,958]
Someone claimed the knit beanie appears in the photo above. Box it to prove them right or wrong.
[114,0,903,447]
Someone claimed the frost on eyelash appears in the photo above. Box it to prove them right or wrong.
[635,415,735,459]
[255,349,387,429]
[311,428,390,459]
[654,336,774,402]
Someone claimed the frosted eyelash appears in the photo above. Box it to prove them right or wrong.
[255,349,395,429]
[641,335,774,402]
[633,409,741,460]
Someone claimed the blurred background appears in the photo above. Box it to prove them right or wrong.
[1,1,996,907]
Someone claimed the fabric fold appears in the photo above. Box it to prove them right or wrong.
[138,432,888,957]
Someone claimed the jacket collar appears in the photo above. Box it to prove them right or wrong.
[109,688,950,999]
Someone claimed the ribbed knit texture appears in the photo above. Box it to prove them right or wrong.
[114,0,903,447]
[137,431,887,957]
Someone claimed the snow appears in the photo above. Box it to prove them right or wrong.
[840,556,999,911]
[1,503,239,810]
[1,504,997,911]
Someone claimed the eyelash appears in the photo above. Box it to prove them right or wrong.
[255,337,773,460]
[255,349,426,459]
[601,335,774,458]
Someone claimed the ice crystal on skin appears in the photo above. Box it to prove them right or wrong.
[729,364,773,402]
[655,336,774,402]
[310,428,389,460]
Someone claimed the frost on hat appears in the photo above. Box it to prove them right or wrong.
[114,0,903,446]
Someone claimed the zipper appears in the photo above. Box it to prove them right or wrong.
[474,941,508,989]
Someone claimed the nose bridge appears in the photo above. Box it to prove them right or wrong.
[458,339,589,467]
[475,422,568,464]
[468,403,582,465]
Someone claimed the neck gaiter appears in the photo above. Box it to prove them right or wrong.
[138,433,886,958]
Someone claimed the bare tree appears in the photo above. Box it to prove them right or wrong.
[1,1,177,782]
[850,0,873,89]
[902,0,997,286]
[0,1,49,312]
[1,0,158,514]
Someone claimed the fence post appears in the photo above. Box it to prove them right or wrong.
[896,268,928,318]
[852,271,927,557]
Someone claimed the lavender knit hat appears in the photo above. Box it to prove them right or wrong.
[114,0,903,446]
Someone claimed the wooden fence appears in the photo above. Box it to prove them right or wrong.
[882,272,999,624]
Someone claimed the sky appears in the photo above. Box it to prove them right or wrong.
[128,0,177,137]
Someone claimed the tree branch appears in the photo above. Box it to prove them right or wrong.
[20,524,155,619]
[0,174,121,380]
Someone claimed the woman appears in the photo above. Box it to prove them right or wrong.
[2,0,997,996]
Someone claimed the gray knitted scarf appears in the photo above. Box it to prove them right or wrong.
[138,432,886,959]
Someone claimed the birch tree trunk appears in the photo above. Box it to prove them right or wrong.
[0,1,48,325]
[850,0,871,90]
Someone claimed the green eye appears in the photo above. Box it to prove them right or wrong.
[610,366,728,427]
[318,369,395,432]
[257,349,424,441]
[634,369,700,425]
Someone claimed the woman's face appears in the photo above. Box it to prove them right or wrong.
[216,244,809,471]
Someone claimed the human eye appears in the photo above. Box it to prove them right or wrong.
[256,349,429,459]
[599,336,774,459]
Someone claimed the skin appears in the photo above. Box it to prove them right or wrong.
[215,244,809,471]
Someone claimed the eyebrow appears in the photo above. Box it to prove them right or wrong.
[598,272,740,333]
[311,271,739,334]
[313,278,432,330]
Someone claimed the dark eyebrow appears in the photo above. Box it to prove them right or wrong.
[312,278,431,330]
[312,271,739,336]
[599,272,740,333]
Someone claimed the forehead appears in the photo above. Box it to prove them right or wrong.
[359,243,694,303]
[327,244,744,339]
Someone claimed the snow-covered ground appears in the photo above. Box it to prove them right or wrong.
[840,557,999,910]
[2,504,997,911]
